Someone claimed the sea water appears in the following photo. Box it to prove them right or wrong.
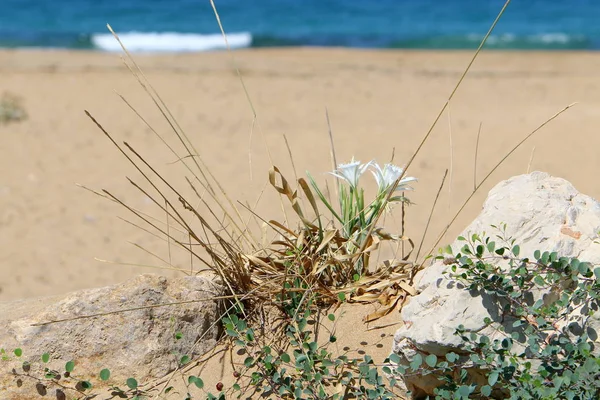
[0,0,598,52]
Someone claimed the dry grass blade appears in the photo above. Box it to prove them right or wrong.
[107,26,257,255]
[447,106,454,207]
[85,109,264,320]
[95,257,194,274]
[269,165,317,228]
[474,122,483,190]
[426,103,576,258]
[31,296,231,326]
[414,169,448,264]
[353,0,513,260]
[527,146,536,173]
[325,108,340,203]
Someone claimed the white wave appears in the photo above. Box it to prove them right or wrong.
[466,32,583,45]
[91,31,252,52]
[535,33,571,44]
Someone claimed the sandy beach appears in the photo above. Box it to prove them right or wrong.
[1,47,600,396]
[1,48,600,301]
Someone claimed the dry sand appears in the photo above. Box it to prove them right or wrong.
[1,48,600,395]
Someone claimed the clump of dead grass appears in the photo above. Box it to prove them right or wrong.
[0,92,27,124]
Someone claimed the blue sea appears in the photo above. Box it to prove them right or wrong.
[0,0,598,52]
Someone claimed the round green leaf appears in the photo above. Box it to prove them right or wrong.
[65,360,75,373]
[328,313,335,321]
[13,348,22,357]
[126,377,138,390]
[188,375,204,389]
[409,354,423,370]
[388,353,401,364]
[41,353,50,363]
[481,385,492,396]
[445,352,460,363]
[280,353,291,363]
[425,354,437,368]
[512,245,520,257]
[225,329,238,338]
[458,385,472,397]
[99,368,110,381]
[488,371,499,386]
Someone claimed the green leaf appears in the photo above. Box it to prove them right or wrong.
[188,375,204,389]
[409,354,423,370]
[570,258,580,270]
[512,320,523,328]
[99,369,111,381]
[174,332,183,340]
[512,245,520,257]
[337,292,346,302]
[446,352,459,363]
[297,318,307,332]
[45,371,58,379]
[457,385,472,397]
[225,329,238,338]
[126,377,138,390]
[244,357,255,368]
[488,371,499,386]
[13,348,22,357]
[233,383,240,391]
[388,353,401,364]
[280,353,291,363]
[579,262,591,276]
[180,355,190,365]
[328,313,335,321]
[65,360,75,373]
[41,353,50,363]
[79,381,92,390]
[532,299,544,310]
[533,275,546,286]
[594,267,600,280]
[481,385,492,396]
[425,354,437,368]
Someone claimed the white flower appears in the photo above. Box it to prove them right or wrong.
[329,158,372,189]
[371,163,417,193]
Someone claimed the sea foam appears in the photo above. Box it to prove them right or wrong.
[91,31,252,52]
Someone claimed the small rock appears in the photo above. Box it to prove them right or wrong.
[0,274,223,398]
[391,172,600,398]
